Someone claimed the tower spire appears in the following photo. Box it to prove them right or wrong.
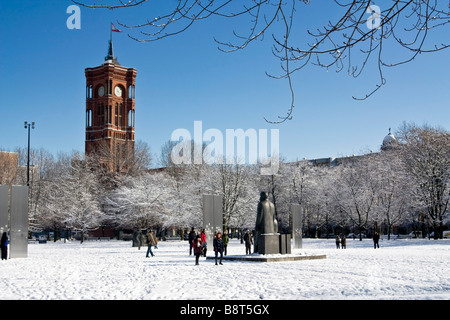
[105,39,119,64]
[105,22,121,64]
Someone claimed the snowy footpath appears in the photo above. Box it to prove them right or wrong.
[0,238,449,300]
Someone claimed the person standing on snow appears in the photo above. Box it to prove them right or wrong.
[146,230,156,258]
[373,232,380,249]
[213,232,224,265]
[201,229,207,257]
[341,235,346,249]
[244,230,253,255]
[193,235,203,265]
[335,235,341,249]
[188,228,196,256]
[1,232,8,260]
[223,230,229,256]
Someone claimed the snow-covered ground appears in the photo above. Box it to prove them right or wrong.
[1,238,449,300]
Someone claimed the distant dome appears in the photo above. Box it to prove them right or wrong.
[383,132,396,144]
[381,129,398,150]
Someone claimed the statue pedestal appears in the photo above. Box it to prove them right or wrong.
[258,234,292,255]
[258,234,281,254]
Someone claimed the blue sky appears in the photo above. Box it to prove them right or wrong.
[1,1,449,166]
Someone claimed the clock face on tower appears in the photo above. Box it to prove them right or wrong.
[98,86,105,97]
[114,86,122,97]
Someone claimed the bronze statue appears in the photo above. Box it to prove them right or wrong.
[254,192,278,253]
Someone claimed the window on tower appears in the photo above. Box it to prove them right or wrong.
[86,109,92,127]
[128,85,135,99]
[115,103,118,126]
[128,109,135,127]
[100,103,105,124]
[86,85,93,99]
[119,103,123,127]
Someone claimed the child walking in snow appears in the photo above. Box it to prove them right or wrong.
[193,235,203,265]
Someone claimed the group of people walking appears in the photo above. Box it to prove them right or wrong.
[188,228,231,265]
[335,232,381,249]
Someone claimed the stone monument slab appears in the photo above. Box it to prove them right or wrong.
[202,194,223,245]
[279,234,291,254]
[10,185,29,258]
[292,203,302,249]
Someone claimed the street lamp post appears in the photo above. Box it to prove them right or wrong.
[24,121,35,186]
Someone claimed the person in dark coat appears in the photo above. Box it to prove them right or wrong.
[341,235,346,249]
[335,235,341,249]
[188,228,196,255]
[373,232,380,249]
[193,235,203,265]
[1,232,8,260]
[213,232,224,265]
[244,230,253,255]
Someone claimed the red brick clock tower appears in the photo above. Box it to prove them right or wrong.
[85,40,136,172]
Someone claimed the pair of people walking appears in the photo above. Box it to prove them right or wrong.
[188,228,208,256]
[335,235,346,249]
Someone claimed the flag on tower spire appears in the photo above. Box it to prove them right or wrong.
[110,22,123,44]
[111,22,123,33]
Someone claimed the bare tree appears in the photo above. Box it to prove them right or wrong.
[33,151,104,243]
[87,139,152,177]
[73,0,449,122]
[208,163,257,231]
[105,171,175,230]
[397,123,450,239]
[372,149,414,239]
[288,160,332,237]
[333,156,378,240]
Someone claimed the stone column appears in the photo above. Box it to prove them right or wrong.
[292,203,303,249]
[202,194,223,245]
[10,186,29,258]
[279,234,291,254]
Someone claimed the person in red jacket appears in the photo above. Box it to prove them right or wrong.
[201,229,207,257]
